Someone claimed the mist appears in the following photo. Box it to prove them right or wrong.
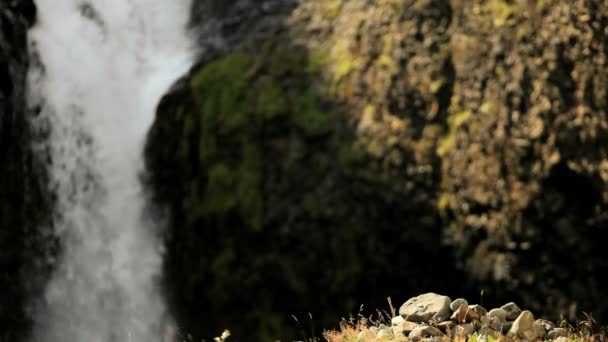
[26,1,194,340]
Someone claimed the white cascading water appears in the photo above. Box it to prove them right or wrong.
[27,1,194,341]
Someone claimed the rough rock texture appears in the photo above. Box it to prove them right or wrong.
[145,0,608,340]
[441,0,608,320]
[146,1,466,340]
[368,294,572,342]
[399,293,452,322]
[508,310,535,339]
[408,325,444,338]
[0,1,52,340]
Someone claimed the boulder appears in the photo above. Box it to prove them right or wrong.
[399,293,451,322]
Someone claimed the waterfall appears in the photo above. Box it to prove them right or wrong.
[27,1,194,341]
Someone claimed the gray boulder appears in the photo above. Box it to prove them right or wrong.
[399,293,451,322]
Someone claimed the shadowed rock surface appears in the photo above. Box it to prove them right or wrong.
[146,1,608,340]
[0,1,53,340]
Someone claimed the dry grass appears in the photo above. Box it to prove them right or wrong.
[322,301,608,342]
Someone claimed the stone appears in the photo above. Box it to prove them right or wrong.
[501,302,522,321]
[397,321,418,334]
[480,316,502,331]
[547,328,568,339]
[450,298,468,311]
[488,308,507,323]
[450,303,469,323]
[501,321,512,334]
[466,309,481,321]
[554,337,569,342]
[454,324,475,337]
[478,326,500,339]
[508,310,535,339]
[399,293,452,322]
[408,325,444,339]
[469,304,488,317]
[438,320,455,332]
[536,319,556,331]
[531,320,546,340]
[391,315,405,326]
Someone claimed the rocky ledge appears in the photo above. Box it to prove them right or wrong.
[355,293,585,341]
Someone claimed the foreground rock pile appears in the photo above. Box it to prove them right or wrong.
[362,293,572,341]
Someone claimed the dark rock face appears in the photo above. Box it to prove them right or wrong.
[147,1,466,341]
[146,1,608,340]
[0,1,52,340]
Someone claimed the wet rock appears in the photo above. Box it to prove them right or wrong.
[399,293,451,322]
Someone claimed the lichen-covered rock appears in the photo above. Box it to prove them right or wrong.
[442,0,608,320]
[399,293,452,322]
[145,1,463,340]
[146,0,608,339]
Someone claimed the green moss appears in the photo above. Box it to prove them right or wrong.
[238,143,263,230]
[307,49,328,75]
[292,91,331,136]
[183,46,337,231]
[256,78,288,119]
[204,163,238,213]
